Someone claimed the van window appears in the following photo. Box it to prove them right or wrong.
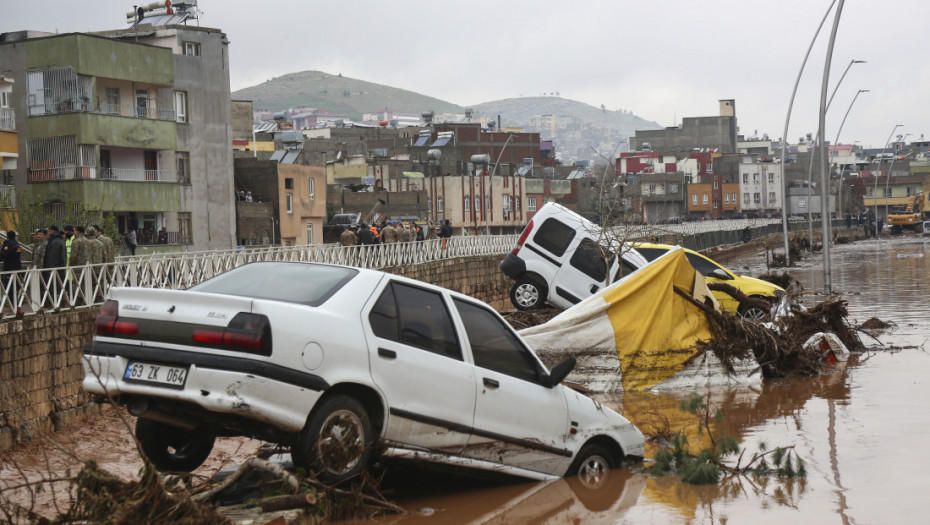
[570,238,608,282]
[614,257,640,281]
[533,218,576,257]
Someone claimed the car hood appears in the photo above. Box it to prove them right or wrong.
[736,275,784,294]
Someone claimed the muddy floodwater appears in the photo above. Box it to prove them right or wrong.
[360,235,930,525]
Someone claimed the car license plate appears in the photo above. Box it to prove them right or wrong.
[123,361,188,388]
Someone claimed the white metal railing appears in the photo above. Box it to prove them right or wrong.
[0,236,519,318]
[0,220,787,319]
[100,168,178,182]
[0,107,14,130]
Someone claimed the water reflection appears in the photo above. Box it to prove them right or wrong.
[357,237,930,524]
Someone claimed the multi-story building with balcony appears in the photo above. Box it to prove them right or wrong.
[0,20,235,250]
[0,75,17,225]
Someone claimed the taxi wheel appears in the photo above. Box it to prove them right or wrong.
[738,298,770,321]
[294,395,373,483]
[136,418,215,472]
[511,278,547,310]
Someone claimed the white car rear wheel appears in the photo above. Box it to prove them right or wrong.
[293,395,373,482]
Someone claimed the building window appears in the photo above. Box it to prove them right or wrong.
[692,194,698,205]
[0,91,8,108]
[744,192,750,203]
[174,91,188,123]
[308,178,315,199]
[307,224,313,244]
[183,41,201,56]
[286,194,293,213]
[528,197,537,212]
[754,192,761,203]
[669,183,679,194]
[515,196,521,211]
[713,201,719,209]
[702,194,708,205]
[285,178,294,189]
[713,180,719,189]
[475,195,480,211]
[485,195,490,212]
[502,194,511,211]
[732,192,738,203]
[464,194,470,211]
[768,173,775,183]
[178,212,192,244]
[725,193,730,204]
[648,183,656,195]
[753,173,759,183]
[769,191,776,203]
[176,152,190,184]
[437,195,443,212]
[104,87,120,114]
[743,173,749,183]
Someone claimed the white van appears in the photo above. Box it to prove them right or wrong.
[500,202,648,310]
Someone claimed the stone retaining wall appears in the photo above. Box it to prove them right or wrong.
[0,254,512,450]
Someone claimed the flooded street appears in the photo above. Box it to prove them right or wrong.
[367,235,930,525]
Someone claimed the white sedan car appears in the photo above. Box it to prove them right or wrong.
[83,262,644,482]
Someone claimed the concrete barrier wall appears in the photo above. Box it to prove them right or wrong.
[0,254,511,450]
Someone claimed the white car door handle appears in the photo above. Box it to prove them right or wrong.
[483,377,500,388]
[378,348,397,359]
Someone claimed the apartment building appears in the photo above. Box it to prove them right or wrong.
[0,14,235,250]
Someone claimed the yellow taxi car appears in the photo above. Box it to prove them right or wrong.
[629,242,785,319]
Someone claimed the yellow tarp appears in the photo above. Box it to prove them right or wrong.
[604,249,715,391]
[519,248,720,392]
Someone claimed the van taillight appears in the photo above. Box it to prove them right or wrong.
[512,220,534,255]
[192,313,272,356]
[94,300,139,336]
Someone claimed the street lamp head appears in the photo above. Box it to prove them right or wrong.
[852,60,866,64]
[859,89,870,93]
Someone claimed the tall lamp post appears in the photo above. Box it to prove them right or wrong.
[805,59,865,252]
[816,0,845,295]
[883,141,911,224]
[873,124,903,237]
[778,0,839,266]
[833,89,869,222]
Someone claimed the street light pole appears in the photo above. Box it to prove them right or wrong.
[883,137,910,224]
[873,124,902,237]
[778,0,838,266]
[817,0,845,295]
[805,59,864,253]
[833,89,869,222]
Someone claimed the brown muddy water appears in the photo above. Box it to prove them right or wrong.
[360,235,930,525]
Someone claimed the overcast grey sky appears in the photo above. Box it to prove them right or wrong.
[3,0,926,149]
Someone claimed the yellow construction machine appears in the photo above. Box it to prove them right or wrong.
[887,192,927,234]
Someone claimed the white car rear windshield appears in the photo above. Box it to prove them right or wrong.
[190,262,358,306]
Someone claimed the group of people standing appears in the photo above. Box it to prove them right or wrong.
[340,220,428,246]
[29,225,117,270]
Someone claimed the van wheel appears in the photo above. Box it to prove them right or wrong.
[511,278,546,310]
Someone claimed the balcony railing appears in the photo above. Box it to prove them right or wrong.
[100,168,178,182]
[0,108,14,130]
[28,102,176,121]
[27,167,178,183]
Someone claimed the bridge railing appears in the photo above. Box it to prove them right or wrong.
[0,220,850,319]
[0,236,519,318]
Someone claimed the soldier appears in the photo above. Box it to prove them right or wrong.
[339,225,358,246]
[93,224,116,263]
[69,226,91,267]
[85,226,104,264]
[381,221,398,244]
[32,229,47,269]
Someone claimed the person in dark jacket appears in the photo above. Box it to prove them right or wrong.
[43,226,67,301]
[1,230,23,309]
[357,222,373,245]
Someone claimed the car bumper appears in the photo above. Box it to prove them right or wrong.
[82,341,326,433]
[499,252,526,279]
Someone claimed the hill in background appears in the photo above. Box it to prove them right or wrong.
[231,70,463,118]
[232,70,664,162]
